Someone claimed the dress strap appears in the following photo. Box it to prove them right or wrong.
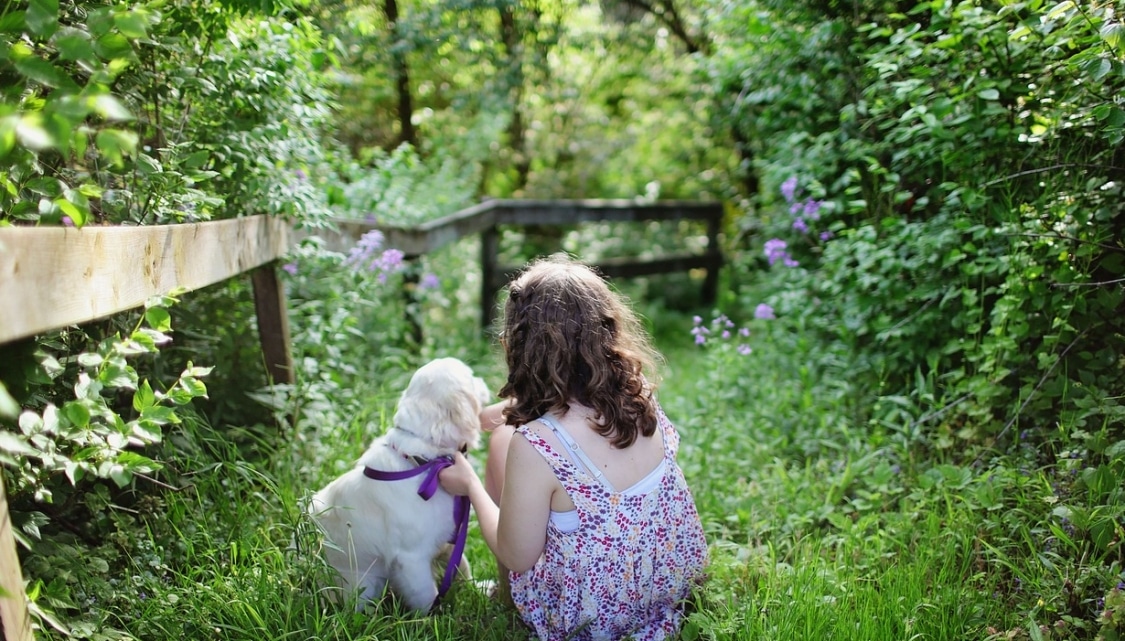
[536,414,615,493]
[656,402,679,459]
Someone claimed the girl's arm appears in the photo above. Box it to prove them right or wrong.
[495,433,553,572]
[440,435,554,573]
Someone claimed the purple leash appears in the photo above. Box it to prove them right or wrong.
[363,455,470,603]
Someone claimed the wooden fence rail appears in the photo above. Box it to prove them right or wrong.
[0,215,292,641]
[0,198,721,640]
[312,199,724,328]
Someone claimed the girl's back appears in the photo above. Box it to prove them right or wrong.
[509,404,708,641]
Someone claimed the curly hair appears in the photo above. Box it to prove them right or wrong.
[497,255,662,448]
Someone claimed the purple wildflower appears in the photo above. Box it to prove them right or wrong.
[419,273,441,290]
[819,231,834,242]
[792,218,808,233]
[282,262,298,275]
[755,303,775,320]
[62,216,74,227]
[781,177,798,203]
[295,169,307,181]
[345,230,385,268]
[789,202,804,215]
[803,200,822,220]
[691,322,710,346]
[764,238,788,266]
[372,248,405,282]
[739,327,750,337]
[737,344,752,356]
[721,330,731,340]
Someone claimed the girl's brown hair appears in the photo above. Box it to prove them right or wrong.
[497,255,661,448]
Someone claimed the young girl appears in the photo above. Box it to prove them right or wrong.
[438,255,708,640]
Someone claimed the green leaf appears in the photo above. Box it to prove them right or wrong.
[93,33,133,62]
[132,379,155,412]
[133,327,171,346]
[64,461,84,485]
[1044,1,1075,21]
[185,364,213,378]
[16,115,53,150]
[181,150,209,169]
[1028,617,1044,641]
[60,401,90,428]
[95,128,138,166]
[107,465,131,488]
[0,11,26,34]
[77,353,104,368]
[1082,56,1112,81]
[53,28,96,62]
[144,306,171,332]
[0,381,17,419]
[113,11,148,39]
[54,197,86,226]
[25,0,58,37]
[977,88,1000,100]
[0,431,35,456]
[140,405,177,425]
[91,94,133,122]
[0,116,16,158]
[13,55,67,88]
[179,377,207,398]
[1101,21,1124,54]
[18,411,43,435]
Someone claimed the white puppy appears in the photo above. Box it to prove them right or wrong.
[308,357,489,611]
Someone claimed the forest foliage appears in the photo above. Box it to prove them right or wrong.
[1,0,1124,638]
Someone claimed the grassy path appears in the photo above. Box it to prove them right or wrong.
[79,314,1028,640]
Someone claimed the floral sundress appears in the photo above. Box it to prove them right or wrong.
[509,404,709,641]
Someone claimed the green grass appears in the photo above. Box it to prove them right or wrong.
[24,288,1125,641]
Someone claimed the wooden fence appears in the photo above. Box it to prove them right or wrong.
[314,199,724,327]
[0,215,292,641]
[0,198,721,639]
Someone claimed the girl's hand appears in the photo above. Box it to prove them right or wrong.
[439,452,480,496]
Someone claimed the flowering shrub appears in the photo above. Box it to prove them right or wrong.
[344,230,407,283]
[691,314,753,355]
[761,175,835,271]
[763,238,798,268]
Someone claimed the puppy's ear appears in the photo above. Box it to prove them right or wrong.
[395,358,484,452]
[446,386,483,451]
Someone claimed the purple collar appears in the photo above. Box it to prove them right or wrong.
[363,456,470,604]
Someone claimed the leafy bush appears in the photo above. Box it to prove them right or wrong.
[1,2,337,227]
[0,295,209,501]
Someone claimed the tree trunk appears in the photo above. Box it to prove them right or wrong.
[384,0,416,148]
[500,4,529,191]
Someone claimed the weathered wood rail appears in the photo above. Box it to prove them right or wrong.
[0,198,721,639]
[0,215,293,641]
[313,199,724,328]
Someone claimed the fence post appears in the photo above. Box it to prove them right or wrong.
[702,208,722,305]
[251,263,294,386]
[480,225,500,332]
[0,475,32,641]
[402,258,424,348]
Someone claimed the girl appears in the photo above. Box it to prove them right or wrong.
[439,255,708,640]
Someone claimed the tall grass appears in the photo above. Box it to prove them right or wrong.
[27,268,1124,640]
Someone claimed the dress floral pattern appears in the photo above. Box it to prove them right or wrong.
[509,404,709,641]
